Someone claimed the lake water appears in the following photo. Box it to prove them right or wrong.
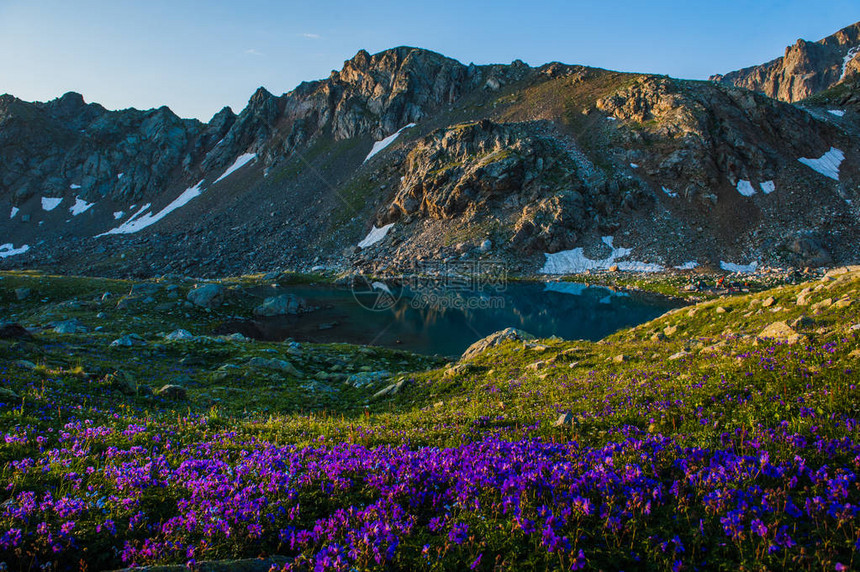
[222,281,681,357]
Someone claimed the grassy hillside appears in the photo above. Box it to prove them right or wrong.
[0,268,858,570]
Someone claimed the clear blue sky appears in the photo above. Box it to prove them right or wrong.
[0,0,856,121]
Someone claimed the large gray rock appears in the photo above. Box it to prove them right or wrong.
[156,384,188,400]
[372,379,406,400]
[116,295,146,310]
[187,284,226,308]
[110,333,146,347]
[105,370,137,395]
[164,328,195,341]
[253,294,305,317]
[130,282,162,296]
[247,357,301,376]
[0,323,32,339]
[53,319,85,334]
[759,321,807,345]
[461,328,535,361]
[346,370,390,388]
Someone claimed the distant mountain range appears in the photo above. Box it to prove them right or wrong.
[1,21,858,277]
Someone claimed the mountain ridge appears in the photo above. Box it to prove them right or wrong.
[1,39,858,277]
[710,20,860,102]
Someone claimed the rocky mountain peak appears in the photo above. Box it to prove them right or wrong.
[249,86,275,107]
[208,105,235,125]
[52,91,87,109]
[711,20,860,102]
[823,21,860,49]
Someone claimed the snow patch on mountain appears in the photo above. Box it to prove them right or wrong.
[69,197,95,216]
[364,124,416,163]
[541,236,663,274]
[798,147,844,181]
[841,46,860,80]
[213,153,257,184]
[357,223,394,248]
[736,180,757,197]
[41,197,63,211]
[0,243,30,258]
[97,181,204,236]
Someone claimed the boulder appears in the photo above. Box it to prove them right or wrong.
[110,334,146,347]
[187,284,226,308]
[116,295,146,310]
[247,357,301,376]
[164,329,195,341]
[156,384,188,401]
[372,380,406,400]
[553,411,575,427]
[461,328,535,361]
[759,321,806,344]
[789,315,815,329]
[347,370,391,388]
[0,323,32,339]
[130,283,162,296]
[14,288,30,301]
[253,294,306,317]
[53,319,85,334]
[105,370,137,395]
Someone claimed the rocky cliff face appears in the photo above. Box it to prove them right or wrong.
[597,76,835,198]
[0,92,218,204]
[710,21,860,102]
[1,38,858,277]
[380,119,651,254]
[0,47,491,210]
[203,47,529,174]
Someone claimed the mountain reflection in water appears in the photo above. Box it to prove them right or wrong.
[222,282,681,357]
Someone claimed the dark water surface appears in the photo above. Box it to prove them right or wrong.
[229,282,682,357]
